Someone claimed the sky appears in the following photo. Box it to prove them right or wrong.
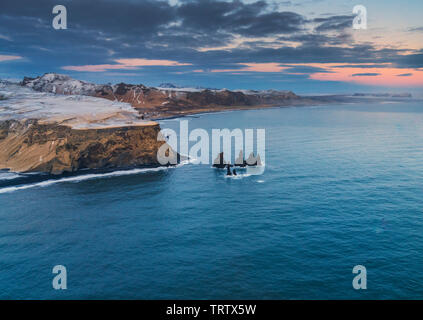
[0,0,422,95]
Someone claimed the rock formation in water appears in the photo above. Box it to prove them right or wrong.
[212,152,227,168]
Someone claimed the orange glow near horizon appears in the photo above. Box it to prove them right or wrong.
[306,64,423,87]
[62,59,423,87]
[211,62,423,87]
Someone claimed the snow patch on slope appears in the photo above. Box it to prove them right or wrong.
[0,81,154,129]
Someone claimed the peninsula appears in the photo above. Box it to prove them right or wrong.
[0,73,414,175]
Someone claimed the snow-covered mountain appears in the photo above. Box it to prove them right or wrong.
[19,73,302,119]
[22,73,99,96]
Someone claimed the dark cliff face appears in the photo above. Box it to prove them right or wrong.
[0,120,172,175]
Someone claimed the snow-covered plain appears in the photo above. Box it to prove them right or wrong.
[0,81,154,129]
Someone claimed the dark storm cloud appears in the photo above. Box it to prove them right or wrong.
[0,0,422,79]
[0,0,176,59]
[1,0,305,45]
[177,0,305,36]
[0,0,175,33]
[0,0,306,59]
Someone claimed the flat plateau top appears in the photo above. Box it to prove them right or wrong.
[0,82,156,129]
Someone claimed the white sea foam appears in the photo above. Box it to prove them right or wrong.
[0,172,22,181]
[0,162,190,194]
[224,173,251,179]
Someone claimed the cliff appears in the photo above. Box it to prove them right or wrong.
[0,81,174,174]
[0,120,168,174]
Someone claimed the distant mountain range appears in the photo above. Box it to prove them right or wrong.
[19,73,415,120]
[21,73,303,119]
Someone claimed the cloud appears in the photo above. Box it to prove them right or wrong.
[114,59,191,67]
[0,0,422,88]
[351,73,381,77]
[62,58,192,72]
[408,27,423,32]
[307,64,423,86]
[1,0,175,34]
[0,55,22,62]
[393,50,423,69]
[211,62,289,73]
[397,73,413,77]
[176,0,305,37]
[313,15,354,32]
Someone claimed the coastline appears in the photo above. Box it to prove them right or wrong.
[150,98,326,121]
[151,95,417,121]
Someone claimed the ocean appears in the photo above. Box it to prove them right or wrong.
[1,101,423,299]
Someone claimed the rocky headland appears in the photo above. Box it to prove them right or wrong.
[0,80,174,174]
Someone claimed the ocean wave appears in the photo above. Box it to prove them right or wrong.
[0,172,23,181]
[0,162,189,194]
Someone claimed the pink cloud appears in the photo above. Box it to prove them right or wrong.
[210,62,423,86]
[114,58,191,67]
[303,63,423,87]
[0,55,22,62]
[62,58,192,72]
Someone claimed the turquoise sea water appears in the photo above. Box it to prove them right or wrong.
[1,101,423,299]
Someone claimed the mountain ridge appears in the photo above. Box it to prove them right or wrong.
[21,73,302,119]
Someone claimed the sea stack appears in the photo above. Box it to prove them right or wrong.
[213,152,227,168]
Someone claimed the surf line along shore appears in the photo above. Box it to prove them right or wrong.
[157,119,265,166]
[166,304,257,317]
